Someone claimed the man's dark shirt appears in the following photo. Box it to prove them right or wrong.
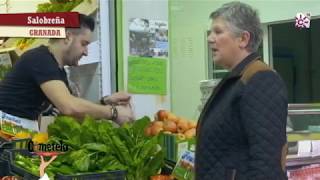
[0,45,68,120]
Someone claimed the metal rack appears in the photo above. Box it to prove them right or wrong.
[288,104,320,115]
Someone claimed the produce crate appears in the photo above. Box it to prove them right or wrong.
[0,156,21,178]
[55,170,127,180]
[21,170,127,180]
[160,134,196,162]
[8,149,127,180]
[161,159,176,175]
[0,158,10,176]
[172,151,195,180]
[0,136,30,156]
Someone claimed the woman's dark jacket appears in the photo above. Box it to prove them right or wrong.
[195,53,288,180]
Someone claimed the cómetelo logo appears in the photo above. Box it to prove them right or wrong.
[27,140,68,155]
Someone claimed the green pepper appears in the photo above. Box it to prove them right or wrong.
[50,160,61,167]
[29,166,39,176]
[47,166,58,174]
[46,170,55,179]
[15,154,24,161]
[15,154,32,166]
[15,160,27,167]
[15,160,39,176]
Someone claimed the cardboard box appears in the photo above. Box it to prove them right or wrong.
[172,150,195,180]
[39,116,55,133]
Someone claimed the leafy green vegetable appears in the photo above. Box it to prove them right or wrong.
[81,143,109,153]
[37,0,83,13]
[16,115,164,179]
[80,116,98,144]
[47,116,81,148]
[73,153,90,172]
[131,116,151,141]
[51,165,74,175]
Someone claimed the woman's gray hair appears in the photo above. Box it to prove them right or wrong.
[210,1,262,52]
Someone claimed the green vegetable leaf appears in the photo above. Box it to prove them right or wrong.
[132,116,151,140]
[68,149,91,172]
[116,127,135,149]
[47,116,81,147]
[142,150,164,178]
[73,154,90,172]
[109,134,132,164]
[80,116,98,144]
[81,143,109,153]
[134,136,158,166]
[97,121,114,145]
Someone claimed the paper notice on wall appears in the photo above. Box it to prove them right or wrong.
[129,18,168,58]
[128,56,166,95]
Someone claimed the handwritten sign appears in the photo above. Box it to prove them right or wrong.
[128,56,167,95]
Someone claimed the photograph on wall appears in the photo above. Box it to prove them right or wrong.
[129,18,168,58]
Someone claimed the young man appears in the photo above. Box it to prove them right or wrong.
[0,14,134,131]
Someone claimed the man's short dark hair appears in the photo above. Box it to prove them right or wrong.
[79,13,95,32]
[49,14,95,43]
[64,13,95,35]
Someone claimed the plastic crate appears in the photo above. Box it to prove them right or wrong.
[0,158,10,176]
[55,170,127,180]
[8,149,127,180]
[161,159,176,175]
[0,136,30,156]
[0,156,23,179]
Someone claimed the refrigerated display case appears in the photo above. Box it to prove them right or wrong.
[286,104,320,167]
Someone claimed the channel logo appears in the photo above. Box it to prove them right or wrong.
[295,12,311,29]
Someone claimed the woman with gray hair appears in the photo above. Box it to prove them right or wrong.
[195,1,288,180]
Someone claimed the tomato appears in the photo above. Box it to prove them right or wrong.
[150,175,174,180]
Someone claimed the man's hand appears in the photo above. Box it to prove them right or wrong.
[114,104,135,125]
[102,92,131,105]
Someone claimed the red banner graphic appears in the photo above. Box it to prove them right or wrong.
[0,12,79,27]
